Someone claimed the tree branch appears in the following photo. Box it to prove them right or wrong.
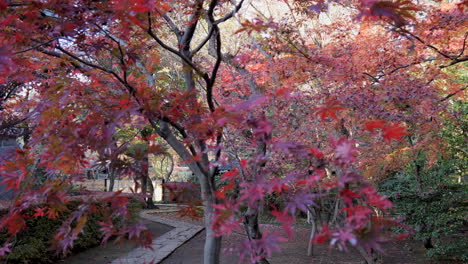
[14,38,58,54]
[396,27,453,60]
[147,13,209,81]
[55,44,137,96]
[191,26,215,55]
[180,0,204,50]
[362,72,380,83]
[155,9,182,40]
[440,86,467,102]
[214,0,245,25]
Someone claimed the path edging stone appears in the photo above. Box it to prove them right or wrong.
[111,209,204,264]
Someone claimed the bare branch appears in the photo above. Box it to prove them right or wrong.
[192,26,215,55]
[396,27,453,60]
[440,85,467,102]
[180,0,204,49]
[456,32,468,58]
[214,0,245,25]
[154,8,182,40]
[439,55,468,68]
[362,72,380,83]
[147,13,209,81]
[55,44,138,98]
[14,38,58,54]
[0,117,28,130]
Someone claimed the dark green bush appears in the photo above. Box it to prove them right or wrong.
[379,101,467,262]
[0,198,142,263]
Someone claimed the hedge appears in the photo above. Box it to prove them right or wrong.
[0,197,142,263]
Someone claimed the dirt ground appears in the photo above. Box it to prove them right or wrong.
[157,212,458,264]
[160,229,437,264]
[62,218,174,264]
[60,211,462,264]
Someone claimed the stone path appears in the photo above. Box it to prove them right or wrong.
[111,208,204,264]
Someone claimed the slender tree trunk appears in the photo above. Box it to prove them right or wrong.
[204,199,222,264]
[141,159,148,201]
[179,42,223,263]
[108,169,115,192]
[140,129,157,208]
[244,207,270,264]
[358,247,376,264]
[218,52,270,264]
[163,154,174,182]
[195,168,222,264]
[147,178,157,209]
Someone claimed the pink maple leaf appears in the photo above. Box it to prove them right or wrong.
[331,228,357,251]
[0,242,11,257]
[333,137,358,164]
[0,46,14,74]
[126,222,148,239]
[98,221,114,244]
[254,232,286,258]
[285,192,317,215]
[240,182,265,207]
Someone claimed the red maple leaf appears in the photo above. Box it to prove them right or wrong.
[98,221,115,244]
[215,180,235,200]
[313,225,330,244]
[382,123,409,141]
[308,147,324,158]
[364,120,385,133]
[340,188,361,206]
[271,208,295,238]
[361,185,393,210]
[4,213,26,235]
[0,0,7,10]
[47,209,59,219]
[315,99,346,121]
[240,159,247,168]
[33,207,46,218]
[221,168,239,180]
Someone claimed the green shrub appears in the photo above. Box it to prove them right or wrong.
[379,101,468,261]
[0,198,142,263]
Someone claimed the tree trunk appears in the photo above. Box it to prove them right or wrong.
[163,153,174,182]
[244,207,270,264]
[108,173,115,192]
[204,201,222,264]
[146,178,157,209]
[424,237,433,249]
[197,168,222,264]
[141,161,148,202]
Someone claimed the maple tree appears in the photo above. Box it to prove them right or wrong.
[0,0,466,263]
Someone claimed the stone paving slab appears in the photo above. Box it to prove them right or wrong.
[111,209,204,264]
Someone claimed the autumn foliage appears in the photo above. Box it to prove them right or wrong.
[0,0,466,263]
